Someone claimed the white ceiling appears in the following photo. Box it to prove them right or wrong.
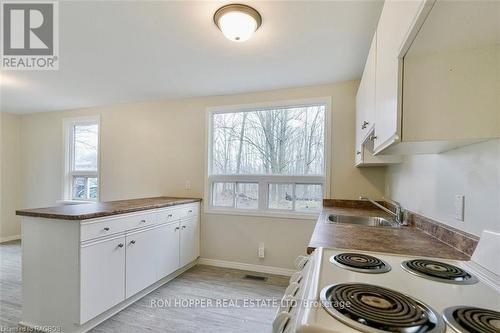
[0,0,383,114]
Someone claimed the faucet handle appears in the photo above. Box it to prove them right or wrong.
[384,198,401,208]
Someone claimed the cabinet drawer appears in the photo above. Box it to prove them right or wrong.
[81,211,157,241]
[179,204,199,219]
[157,207,184,223]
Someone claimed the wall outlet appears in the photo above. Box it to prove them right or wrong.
[455,195,465,221]
[258,242,265,258]
[185,180,191,190]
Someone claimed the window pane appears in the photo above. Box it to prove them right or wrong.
[212,182,234,207]
[88,178,98,199]
[235,183,258,209]
[74,123,98,171]
[211,105,325,176]
[295,184,322,212]
[72,177,87,200]
[72,176,98,200]
[268,184,293,210]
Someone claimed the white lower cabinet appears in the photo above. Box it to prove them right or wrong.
[156,222,181,280]
[180,217,199,267]
[125,226,162,298]
[79,203,200,325]
[80,235,126,324]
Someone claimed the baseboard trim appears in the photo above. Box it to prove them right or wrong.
[198,258,295,277]
[0,234,21,243]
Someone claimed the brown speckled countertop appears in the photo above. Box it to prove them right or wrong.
[308,205,470,260]
[16,197,201,221]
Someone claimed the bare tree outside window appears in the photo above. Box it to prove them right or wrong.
[209,104,326,212]
[212,105,325,175]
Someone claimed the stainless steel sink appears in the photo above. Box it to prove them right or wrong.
[327,214,399,228]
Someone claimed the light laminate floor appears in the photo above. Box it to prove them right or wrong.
[0,240,288,333]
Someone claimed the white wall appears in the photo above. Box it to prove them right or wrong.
[18,81,386,269]
[0,112,22,241]
[386,139,500,236]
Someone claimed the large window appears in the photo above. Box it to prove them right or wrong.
[63,116,100,201]
[208,101,327,214]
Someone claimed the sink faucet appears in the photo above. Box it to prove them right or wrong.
[359,196,407,226]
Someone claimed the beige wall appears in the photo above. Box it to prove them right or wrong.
[0,112,22,241]
[386,139,500,236]
[19,81,386,269]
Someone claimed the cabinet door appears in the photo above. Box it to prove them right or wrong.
[357,32,376,139]
[156,222,180,280]
[180,217,199,267]
[374,0,424,153]
[356,66,366,164]
[80,235,125,323]
[125,227,159,298]
[355,32,377,164]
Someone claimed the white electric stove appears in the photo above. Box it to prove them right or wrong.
[273,230,500,333]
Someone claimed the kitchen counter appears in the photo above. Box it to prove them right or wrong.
[19,197,201,332]
[308,205,470,260]
[16,196,201,220]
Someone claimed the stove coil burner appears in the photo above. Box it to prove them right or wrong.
[320,283,445,333]
[330,253,391,273]
[443,306,500,333]
[401,259,478,285]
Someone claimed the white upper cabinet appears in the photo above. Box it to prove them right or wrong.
[373,0,425,153]
[400,0,500,148]
[355,31,402,166]
[356,0,499,158]
[356,31,377,155]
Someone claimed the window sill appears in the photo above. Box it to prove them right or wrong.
[203,208,320,220]
[57,199,97,205]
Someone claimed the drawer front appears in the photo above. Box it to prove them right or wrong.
[81,211,157,241]
[179,203,200,219]
[157,207,184,223]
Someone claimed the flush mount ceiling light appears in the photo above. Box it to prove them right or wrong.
[214,4,262,42]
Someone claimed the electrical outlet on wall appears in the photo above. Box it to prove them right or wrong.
[258,242,265,258]
[455,195,465,221]
[185,180,191,190]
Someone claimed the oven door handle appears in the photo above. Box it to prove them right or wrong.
[294,255,310,270]
[273,311,291,333]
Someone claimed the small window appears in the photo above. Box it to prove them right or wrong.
[64,117,100,201]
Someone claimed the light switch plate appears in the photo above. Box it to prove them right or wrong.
[455,195,465,221]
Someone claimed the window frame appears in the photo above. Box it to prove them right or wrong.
[62,115,101,202]
[205,97,332,218]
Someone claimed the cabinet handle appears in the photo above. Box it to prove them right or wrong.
[182,225,186,229]
[370,134,377,141]
[117,243,124,248]
[103,227,110,231]
[356,151,361,155]
[140,219,146,223]
[361,121,369,129]
[188,210,192,213]
[130,240,136,244]
[168,214,173,218]
[175,227,180,231]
